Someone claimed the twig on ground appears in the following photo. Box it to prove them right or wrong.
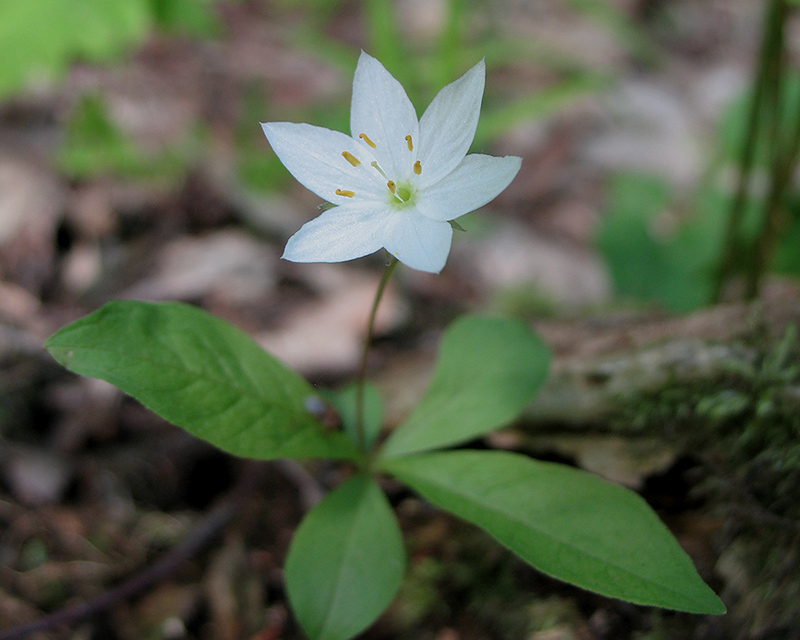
[0,460,305,640]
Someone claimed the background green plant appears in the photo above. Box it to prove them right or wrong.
[598,0,800,310]
[0,0,220,102]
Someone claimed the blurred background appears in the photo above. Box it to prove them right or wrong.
[3,1,800,639]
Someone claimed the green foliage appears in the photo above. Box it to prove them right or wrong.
[323,382,384,450]
[379,315,550,459]
[598,77,800,308]
[45,303,724,636]
[237,118,294,192]
[0,0,150,100]
[772,196,800,276]
[0,0,222,101]
[44,301,358,461]
[596,173,732,311]
[716,72,800,283]
[285,474,405,640]
[57,94,191,180]
[148,0,219,35]
[381,449,726,615]
[363,0,407,88]
[717,74,800,168]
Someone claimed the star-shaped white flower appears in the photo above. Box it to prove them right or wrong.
[261,52,521,274]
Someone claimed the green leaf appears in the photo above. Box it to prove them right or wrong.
[44,301,357,461]
[379,315,550,459]
[149,0,220,36]
[322,382,384,450]
[596,173,730,312]
[58,94,191,180]
[0,0,151,100]
[285,475,405,640]
[363,0,408,91]
[381,450,726,615]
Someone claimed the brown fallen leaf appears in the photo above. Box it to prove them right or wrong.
[259,264,406,375]
[122,230,278,304]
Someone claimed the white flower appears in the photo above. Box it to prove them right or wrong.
[261,52,521,274]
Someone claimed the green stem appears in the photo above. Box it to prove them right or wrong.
[745,80,800,298]
[355,256,399,451]
[713,0,786,302]
[745,0,793,299]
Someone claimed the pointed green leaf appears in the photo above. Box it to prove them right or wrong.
[44,301,357,461]
[379,315,549,459]
[381,450,725,615]
[286,475,405,640]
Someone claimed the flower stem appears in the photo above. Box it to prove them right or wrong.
[355,256,399,451]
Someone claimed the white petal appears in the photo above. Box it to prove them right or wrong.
[417,60,485,188]
[350,52,419,180]
[416,154,522,221]
[383,209,453,273]
[262,121,384,204]
[282,204,388,263]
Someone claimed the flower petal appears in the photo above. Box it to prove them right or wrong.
[262,121,384,204]
[416,154,522,221]
[383,210,453,273]
[282,203,388,263]
[350,52,419,180]
[417,60,485,188]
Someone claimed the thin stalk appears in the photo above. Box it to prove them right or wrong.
[712,0,786,301]
[745,0,793,298]
[745,82,800,298]
[355,256,398,451]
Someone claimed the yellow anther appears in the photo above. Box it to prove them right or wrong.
[342,151,361,167]
[335,189,354,198]
[387,180,396,194]
[405,135,413,151]
[413,160,422,175]
[359,133,376,148]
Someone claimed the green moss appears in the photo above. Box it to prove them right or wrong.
[616,325,800,637]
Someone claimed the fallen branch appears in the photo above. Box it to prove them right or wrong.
[0,460,313,640]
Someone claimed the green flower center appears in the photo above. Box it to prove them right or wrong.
[389,181,415,208]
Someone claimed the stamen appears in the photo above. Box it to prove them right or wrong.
[371,161,389,180]
[405,135,413,151]
[386,180,404,203]
[342,151,361,167]
[413,160,422,175]
[359,133,376,148]
[335,189,354,198]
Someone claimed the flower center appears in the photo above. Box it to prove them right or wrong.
[335,133,422,204]
[387,180,414,207]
